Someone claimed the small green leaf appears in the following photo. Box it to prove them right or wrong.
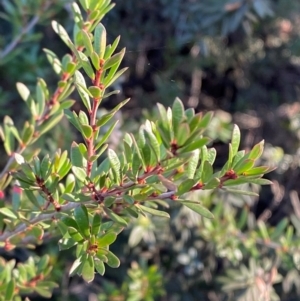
[96,98,130,127]
[81,124,93,139]
[248,140,264,160]
[88,86,102,98]
[187,150,200,179]
[202,161,213,183]
[90,51,100,70]
[103,48,126,70]
[97,232,117,247]
[38,112,64,136]
[75,71,91,111]
[177,179,196,195]
[172,97,184,136]
[243,166,273,176]
[78,51,95,79]
[72,166,87,183]
[74,205,90,238]
[82,255,95,282]
[94,259,105,275]
[5,279,15,301]
[104,208,128,226]
[81,29,93,56]
[177,123,190,146]
[91,214,101,235]
[108,149,121,183]
[203,177,220,190]
[95,120,119,149]
[16,82,30,102]
[222,187,259,196]
[68,227,84,242]
[181,201,214,219]
[231,124,240,157]
[94,23,107,59]
[0,208,17,219]
[234,159,255,175]
[178,137,211,153]
[104,35,120,59]
[138,205,170,218]
[52,21,73,48]
[106,250,120,268]
[257,220,270,241]
[71,142,85,167]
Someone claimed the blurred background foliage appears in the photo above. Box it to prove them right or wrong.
[1,0,300,300]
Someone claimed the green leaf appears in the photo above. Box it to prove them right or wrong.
[202,161,213,183]
[187,150,200,179]
[181,201,214,219]
[172,97,184,136]
[197,111,213,130]
[96,99,130,127]
[71,142,85,167]
[248,140,264,160]
[106,250,120,268]
[0,208,17,219]
[78,51,95,79]
[270,218,289,240]
[43,48,62,74]
[103,48,125,70]
[81,29,93,56]
[221,187,259,196]
[38,112,64,136]
[203,177,220,190]
[130,134,147,172]
[104,35,120,59]
[95,120,119,149]
[52,21,73,48]
[104,208,128,226]
[177,123,190,146]
[108,149,121,183]
[177,179,196,195]
[144,129,160,162]
[88,86,102,98]
[16,82,30,102]
[178,137,211,153]
[72,166,87,183]
[90,51,100,70]
[74,205,90,238]
[243,166,273,176]
[104,67,128,88]
[81,124,93,139]
[94,23,106,59]
[234,159,255,175]
[94,259,105,275]
[231,124,240,157]
[257,220,270,241]
[75,71,91,111]
[91,214,101,235]
[248,178,273,185]
[61,216,80,231]
[138,205,170,218]
[97,232,117,247]
[5,279,15,301]
[82,255,95,283]
[68,227,84,242]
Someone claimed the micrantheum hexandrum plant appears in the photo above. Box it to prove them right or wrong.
[0,0,274,300]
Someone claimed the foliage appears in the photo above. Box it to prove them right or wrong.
[1,1,300,301]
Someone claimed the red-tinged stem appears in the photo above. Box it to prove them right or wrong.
[87,67,104,177]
